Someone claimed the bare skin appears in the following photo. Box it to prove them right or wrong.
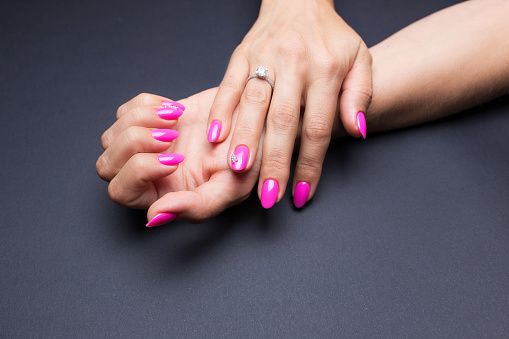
[96,0,509,225]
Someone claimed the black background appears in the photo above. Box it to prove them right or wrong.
[1,0,508,337]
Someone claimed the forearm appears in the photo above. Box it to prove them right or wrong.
[366,0,509,132]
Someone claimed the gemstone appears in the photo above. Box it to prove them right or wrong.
[231,154,238,163]
[255,66,268,77]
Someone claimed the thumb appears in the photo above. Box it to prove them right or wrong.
[339,46,373,139]
[145,177,245,226]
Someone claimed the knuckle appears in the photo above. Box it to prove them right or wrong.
[107,180,125,205]
[101,130,112,149]
[277,35,307,62]
[123,127,142,153]
[264,150,289,173]
[220,74,242,95]
[210,102,229,118]
[304,118,332,143]
[315,54,341,79]
[243,84,269,105]
[233,125,259,139]
[96,155,110,181]
[269,102,297,131]
[297,157,323,176]
[116,103,126,118]
[136,93,153,105]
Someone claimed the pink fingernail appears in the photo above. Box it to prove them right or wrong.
[157,153,184,166]
[293,181,310,208]
[357,112,367,139]
[156,107,183,120]
[261,179,278,209]
[146,212,178,227]
[231,145,249,171]
[162,100,185,111]
[151,129,179,142]
[207,120,222,142]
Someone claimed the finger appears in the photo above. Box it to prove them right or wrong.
[96,126,178,181]
[228,68,274,172]
[257,72,302,208]
[146,176,245,226]
[117,93,185,119]
[338,46,373,139]
[108,153,183,209]
[207,50,249,143]
[102,105,182,150]
[292,81,340,208]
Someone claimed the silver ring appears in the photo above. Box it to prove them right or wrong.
[247,66,274,90]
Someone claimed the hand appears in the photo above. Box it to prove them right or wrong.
[206,0,372,209]
[96,89,261,225]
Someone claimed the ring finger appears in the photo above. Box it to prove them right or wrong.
[228,65,275,172]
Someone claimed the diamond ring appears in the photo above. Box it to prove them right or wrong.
[247,66,274,90]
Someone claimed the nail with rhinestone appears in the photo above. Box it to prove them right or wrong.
[231,145,249,171]
[162,100,185,111]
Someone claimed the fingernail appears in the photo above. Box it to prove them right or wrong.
[207,120,222,142]
[357,112,367,139]
[293,181,310,208]
[261,179,278,209]
[157,153,185,166]
[156,107,183,120]
[162,100,185,111]
[146,212,178,227]
[151,129,179,142]
[231,145,249,171]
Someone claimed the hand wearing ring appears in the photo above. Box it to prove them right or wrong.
[206,0,372,209]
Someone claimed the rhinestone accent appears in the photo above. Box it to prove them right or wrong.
[255,66,268,77]
[231,153,238,163]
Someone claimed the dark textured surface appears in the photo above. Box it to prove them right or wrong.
[1,0,508,337]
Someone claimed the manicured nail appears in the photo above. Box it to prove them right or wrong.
[207,120,222,142]
[293,181,310,208]
[157,153,184,166]
[151,129,179,142]
[261,179,278,209]
[162,100,185,111]
[231,145,249,171]
[357,111,367,139]
[156,107,183,120]
[146,212,178,227]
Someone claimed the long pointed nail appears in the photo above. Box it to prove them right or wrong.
[146,212,178,227]
[357,112,367,139]
[293,181,310,208]
[157,154,184,166]
[261,179,278,209]
[207,120,222,142]
[151,129,179,142]
[162,101,185,111]
[231,145,249,171]
[156,107,183,120]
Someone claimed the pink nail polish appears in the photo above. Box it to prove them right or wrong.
[357,112,367,139]
[261,179,278,209]
[151,129,179,142]
[293,181,310,208]
[162,100,185,111]
[146,212,178,227]
[157,153,184,166]
[156,107,183,120]
[231,145,249,171]
[207,120,222,142]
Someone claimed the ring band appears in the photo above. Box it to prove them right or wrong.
[247,66,274,90]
